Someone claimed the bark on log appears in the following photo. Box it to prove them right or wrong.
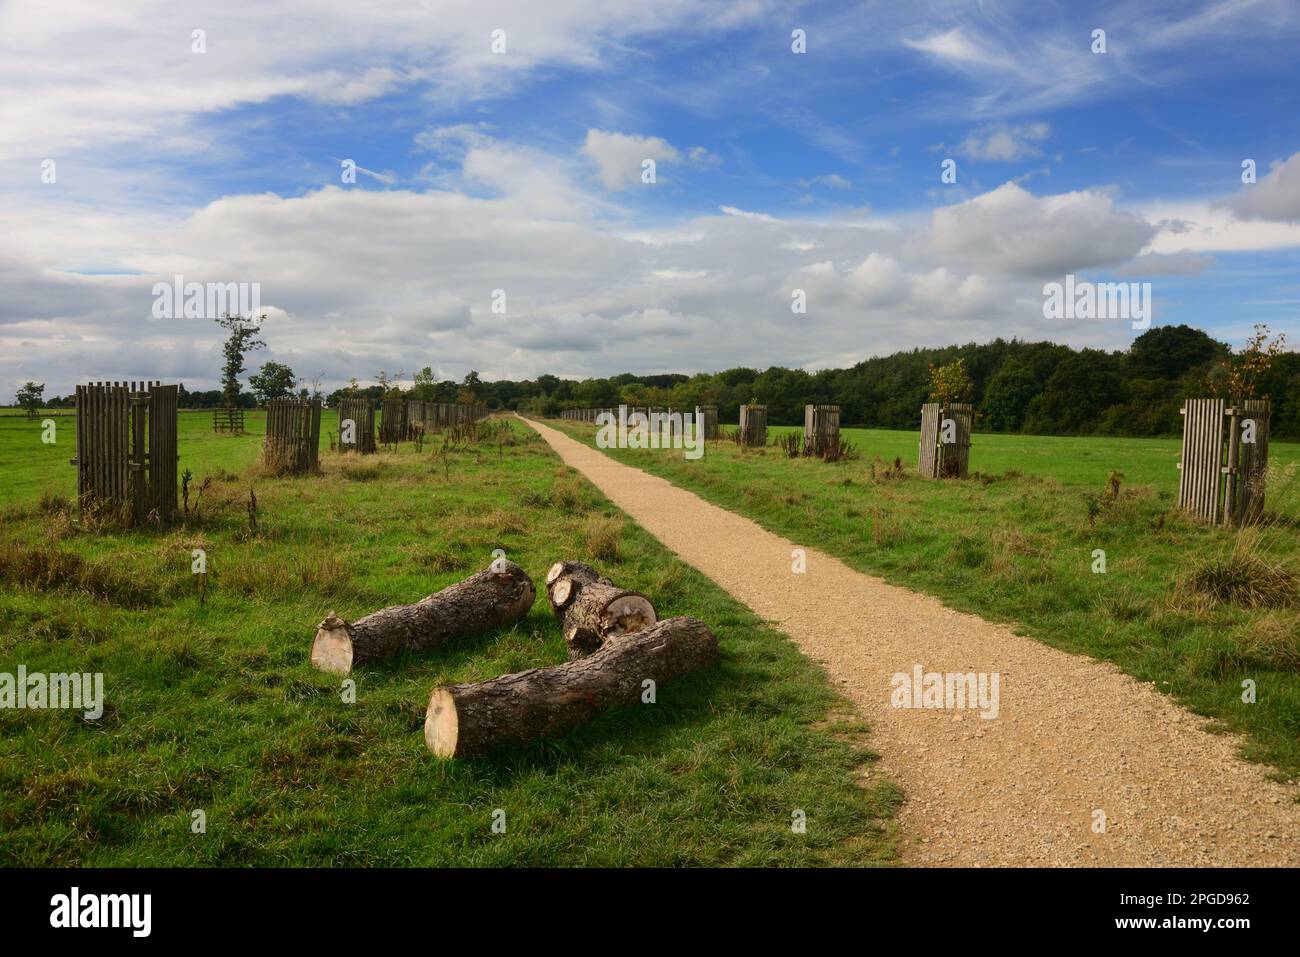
[544,559,656,658]
[425,616,718,757]
[311,560,536,675]
[561,580,656,659]
[544,560,605,621]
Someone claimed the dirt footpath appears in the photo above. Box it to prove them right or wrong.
[523,416,1300,866]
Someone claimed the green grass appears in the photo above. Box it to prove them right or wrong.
[548,417,1300,781]
[0,414,899,866]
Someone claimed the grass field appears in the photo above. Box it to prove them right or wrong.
[549,417,1300,781]
[0,413,899,866]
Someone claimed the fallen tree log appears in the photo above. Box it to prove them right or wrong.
[311,560,536,675]
[425,616,718,757]
[545,559,656,658]
[544,560,605,622]
[560,580,656,659]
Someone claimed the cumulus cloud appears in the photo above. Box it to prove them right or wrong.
[4,168,1175,393]
[582,130,682,190]
[927,182,1156,276]
[1226,151,1300,223]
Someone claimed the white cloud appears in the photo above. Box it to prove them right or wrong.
[848,253,910,306]
[687,146,723,169]
[804,174,853,190]
[1143,200,1300,253]
[928,182,1156,276]
[2,171,1173,393]
[894,2,1300,119]
[1227,151,1300,223]
[0,0,777,162]
[1114,251,1214,277]
[582,130,681,190]
[958,123,1051,162]
[904,28,1006,68]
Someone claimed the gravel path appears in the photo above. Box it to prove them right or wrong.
[524,416,1300,866]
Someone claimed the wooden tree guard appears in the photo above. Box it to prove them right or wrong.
[699,405,720,439]
[803,404,840,457]
[405,401,487,432]
[212,407,245,433]
[379,397,408,444]
[74,381,178,523]
[918,402,973,478]
[738,404,767,447]
[336,397,376,454]
[263,397,321,474]
[1178,398,1270,526]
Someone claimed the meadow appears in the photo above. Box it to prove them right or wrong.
[550,418,1300,780]
[0,413,899,866]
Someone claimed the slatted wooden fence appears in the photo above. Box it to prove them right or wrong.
[738,404,767,447]
[74,381,178,523]
[1178,398,1270,525]
[336,397,376,454]
[379,397,408,444]
[917,402,973,478]
[263,397,321,474]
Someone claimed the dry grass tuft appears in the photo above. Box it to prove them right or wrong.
[1186,531,1298,609]
[583,514,624,564]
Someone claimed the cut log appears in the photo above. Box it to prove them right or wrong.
[561,580,656,659]
[544,559,656,658]
[425,616,718,757]
[311,560,536,675]
[544,560,605,621]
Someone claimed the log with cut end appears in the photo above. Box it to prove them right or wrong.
[425,616,718,758]
[311,560,536,675]
[544,560,605,622]
[561,579,656,659]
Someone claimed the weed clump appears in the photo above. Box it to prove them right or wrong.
[583,514,624,564]
[1232,613,1300,670]
[1187,536,1298,609]
[0,541,159,607]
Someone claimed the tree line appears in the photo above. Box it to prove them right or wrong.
[15,322,1296,440]
[493,325,1298,440]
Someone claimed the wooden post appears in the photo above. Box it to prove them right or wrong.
[1224,405,1241,526]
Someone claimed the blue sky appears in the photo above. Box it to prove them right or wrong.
[2,0,1299,394]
